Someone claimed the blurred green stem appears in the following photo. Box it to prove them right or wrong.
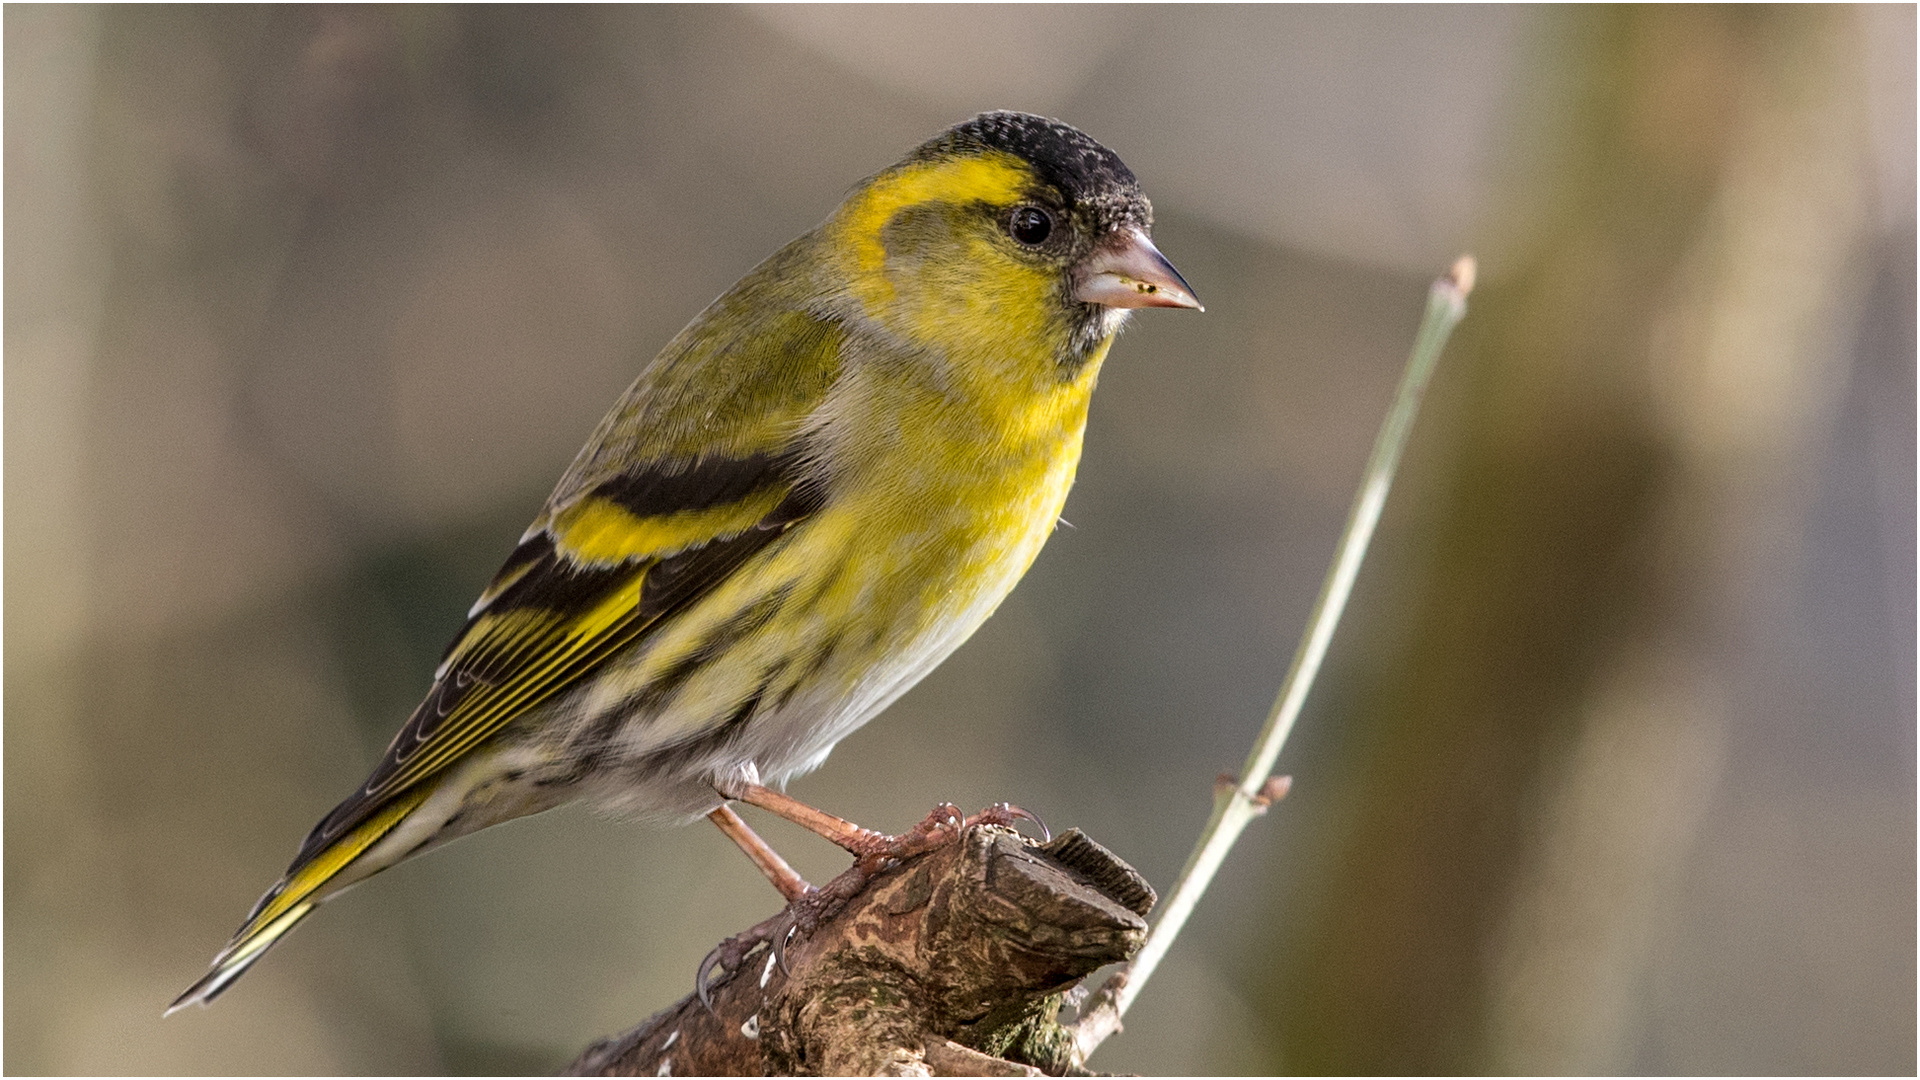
[1071,256,1475,1065]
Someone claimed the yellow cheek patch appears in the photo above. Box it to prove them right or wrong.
[552,489,786,566]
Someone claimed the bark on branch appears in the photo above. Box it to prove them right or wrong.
[565,826,1155,1076]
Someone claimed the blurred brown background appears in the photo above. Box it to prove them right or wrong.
[6,5,1912,1074]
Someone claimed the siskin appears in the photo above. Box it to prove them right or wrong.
[170,110,1199,1012]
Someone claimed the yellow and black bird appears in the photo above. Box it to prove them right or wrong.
[170,110,1199,1012]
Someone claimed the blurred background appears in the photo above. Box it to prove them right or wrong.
[6,5,1912,1074]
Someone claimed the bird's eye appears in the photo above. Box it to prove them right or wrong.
[1008,206,1053,246]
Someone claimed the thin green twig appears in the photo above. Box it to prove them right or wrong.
[1070,256,1477,1065]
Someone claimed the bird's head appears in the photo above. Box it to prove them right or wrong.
[828,111,1199,377]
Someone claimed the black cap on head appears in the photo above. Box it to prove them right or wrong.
[911,111,1150,230]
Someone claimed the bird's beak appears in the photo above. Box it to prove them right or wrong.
[1072,227,1203,311]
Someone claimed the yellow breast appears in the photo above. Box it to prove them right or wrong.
[820,332,1109,645]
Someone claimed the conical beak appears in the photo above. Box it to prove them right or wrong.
[1072,227,1203,311]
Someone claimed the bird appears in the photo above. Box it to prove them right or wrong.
[169,110,1200,1014]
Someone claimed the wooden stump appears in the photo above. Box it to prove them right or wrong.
[565,827,1155,1077]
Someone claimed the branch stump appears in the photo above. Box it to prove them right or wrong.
[566,826,1155,1076]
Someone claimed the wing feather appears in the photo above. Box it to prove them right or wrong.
[286,453,823,873]
[277,287,847,884]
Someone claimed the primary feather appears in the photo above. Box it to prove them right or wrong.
[171,111,1196,1013]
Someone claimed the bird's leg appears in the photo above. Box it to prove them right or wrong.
[706,805,812,902]
[712,778,888,854]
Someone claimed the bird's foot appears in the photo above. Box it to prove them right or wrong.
[693,862,872,1010]
[841,801,1051,866]
[694,802,1049,1008]
[782,803,1049,963]
[696,901,806,1011]
[714,780,1048,861]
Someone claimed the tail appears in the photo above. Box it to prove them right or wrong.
[166,785,433,1015]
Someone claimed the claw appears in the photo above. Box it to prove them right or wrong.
[695,907,793,1010]
[1003,803,1051,843]
[971,801,1051,843]
[696,942,727,1013]
[773,918,795,978]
